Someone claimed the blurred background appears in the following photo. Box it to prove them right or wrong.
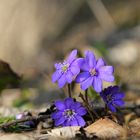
[0,0,140,113]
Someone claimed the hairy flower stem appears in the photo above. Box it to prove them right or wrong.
[91,105,100,119]
[85,89,94,116]
[68,84,72,97]
[79,93,94,122]
[79,93,99,122]
[85,89,88,103]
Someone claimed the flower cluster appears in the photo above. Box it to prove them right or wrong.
[51,98,87,126]
[51,49,125,127]
[52,49,114,92]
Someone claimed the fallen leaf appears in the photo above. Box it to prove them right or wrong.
[0,133,34,140]
[124,112,136,124]
[48,126,80,138]
[35,126,80,140]
[128,118,140,136]
[85,118,126,139]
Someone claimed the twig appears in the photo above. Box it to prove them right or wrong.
[0,115,49,129]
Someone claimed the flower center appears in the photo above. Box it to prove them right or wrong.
[61,61,70,73]
[89,68,97,76]
[106,94,112,101]
[64,109,75,118]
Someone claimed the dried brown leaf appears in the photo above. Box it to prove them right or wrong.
[128,118,140,136]
[85,118,126,139]
[0,133,34,140]
[124,112,136,124]
[48,126,80,137]
[36,126,80,140]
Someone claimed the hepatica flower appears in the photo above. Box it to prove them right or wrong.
[76,51,114,92]
[16,113,35,127]
[100,86,125,112]
[52,49,81,88]
[51,98,87,126]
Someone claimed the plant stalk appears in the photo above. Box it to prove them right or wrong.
[68,84,72,97]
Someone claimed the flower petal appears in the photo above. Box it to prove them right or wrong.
[67,49,77,64]
[63,120,70,126]
[100,92,106,102]
[71,102,81,110]
[55,63,61,69]
[93,77,102,92]
[110,86,119,93]
[98,72,114,82]
[108,103,116,112]
[76,72,90,83]
[79,59,90,71]
[51,111,63,119]
[85,51,96,68]
[70,118,78,126]
[16,114,24,120]
[75,58,85,67]
[75,115,86,126]
[65,98,74,109]
[99,66,114,75]
[55,116,66,126]
[81,77,93,90]
[114,100,125,107]
[96,58,105,69]
[52,70,62,82]
[76,107,87,116]
[25,121,34,127]
[55,100,65,110]
[58,74,67,88]
[66,71,73,83]
[70,65,80,75]
[112,92,125,99]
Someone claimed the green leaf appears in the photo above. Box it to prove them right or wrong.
[87,87,100,100]
[0,116,15,124]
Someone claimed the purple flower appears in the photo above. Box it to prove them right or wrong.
[51,98,87,126]
[76,51,114,92]
[100,86,125,112]
[52,49,81,88]
[16,113,35,127]
[16,113,23,120]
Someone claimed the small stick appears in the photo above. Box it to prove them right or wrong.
[0,115,49,129]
